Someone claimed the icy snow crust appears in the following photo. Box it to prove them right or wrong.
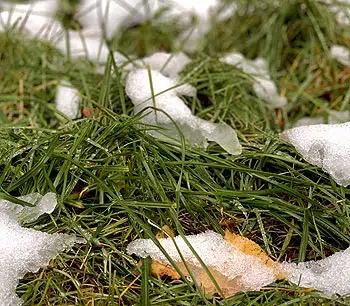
[221,52,287,108]
[283,247,350,296]
[0,193,84,306]
[125,68,242,155]
[280,122,350,186]
[127,230,277,291]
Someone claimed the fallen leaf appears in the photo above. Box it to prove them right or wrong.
[224,230,286,279]
[151,260,181,280]
[134,230,286,297]
[156,225,175,239]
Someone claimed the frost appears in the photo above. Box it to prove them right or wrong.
[127,230,277,292]
[0,193,84,306]
[221,52,287,108]
[283,246,350,296]
[0,0,63,43]
[294,110,350,127]
[330,45,350,66]
[280,122,350,186]
[125,68,241,155]
[55,81,81,119]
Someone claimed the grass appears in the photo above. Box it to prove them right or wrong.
[0,0,350,305]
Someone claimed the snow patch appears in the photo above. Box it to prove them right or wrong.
[283,247,350,296]
[221,52,287,108]
[125,68,241,155]
[55,81,81,119]
[0,193,84,306]
[330,45,350,66]
[0,0,63,43]
[280,122,350,186]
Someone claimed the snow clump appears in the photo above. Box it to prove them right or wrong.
[221,52,287,108]
[280,122,350,186]
[0,193,84,306]
[125,68,242,155]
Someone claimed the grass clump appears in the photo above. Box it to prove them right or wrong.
[1,0,350,305]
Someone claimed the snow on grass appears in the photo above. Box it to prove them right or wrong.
[280,122,350,186]
[221,52,287,108]
[330,45,350,66]
[293,110,350,127]
[125,68,242,155]
[325,0,350,25]
[55,81,82,119]
[283,247,350,296]
[0,193,84,306]
[0,0,63,43]
[54,29,111,64]
[76,0,157,39]
[137,52,191,78]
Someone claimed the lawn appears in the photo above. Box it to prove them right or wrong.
[0,0,350,305]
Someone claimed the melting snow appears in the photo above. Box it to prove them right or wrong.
[0,0,63,43]
[125,68,241,155]
[283,247,350,296]
[221,52,287,108]
[330,45,350,66]
[293,110,350,127]
[280,122,350,186]
[325,0,350,25]
[137,52,191,78]
[76,0,157,39]
[55,81,81,119]
[0,193,84,306]
[159,0,236,52]
[55,30,110,63]
[127,230,277,292]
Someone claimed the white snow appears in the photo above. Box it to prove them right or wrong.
[325,0,350,25]
[294,110,350,127]
[127,230,277,292]
[75,0,234,52]
[283,246,350,296]
[221,52,287,108]
[76,0,157,39]
[156,0,237,52]
[0,0,64,43]
[280,122,350,186]
[139,52,191,78]
[55,81,81,119]
[55,30,110,63]
[125,68,242,154]
[0,193,84,306]
[330,45,350,66]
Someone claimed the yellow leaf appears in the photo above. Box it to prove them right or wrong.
[149,230,286,297]
[151,260,181,280]
[224,230,286,279]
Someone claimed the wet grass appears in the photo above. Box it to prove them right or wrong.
[0,0,350,304]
